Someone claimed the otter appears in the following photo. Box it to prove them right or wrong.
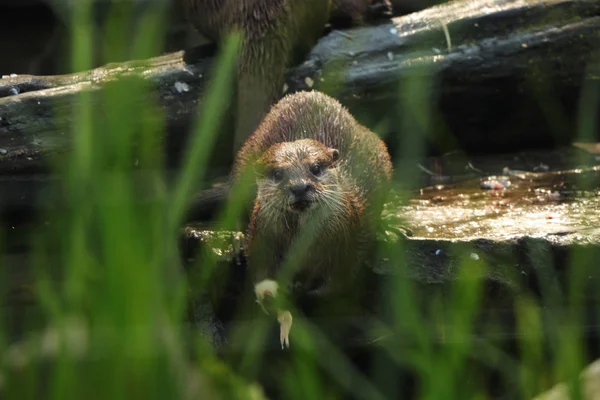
[230,91,392,348]
[181,0,392,156]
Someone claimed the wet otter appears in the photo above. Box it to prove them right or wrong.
[182,0,392,156]
[232,91,393,347]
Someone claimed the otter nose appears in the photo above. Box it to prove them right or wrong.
[290,182,311,198]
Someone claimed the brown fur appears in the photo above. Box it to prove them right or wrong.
[182,0,392,156]
[233,91,392,294]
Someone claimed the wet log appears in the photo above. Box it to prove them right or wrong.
[0,0,598,178]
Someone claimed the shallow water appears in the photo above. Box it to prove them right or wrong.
[389,164,600,242]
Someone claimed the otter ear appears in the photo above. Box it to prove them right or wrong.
[329,148,340,163]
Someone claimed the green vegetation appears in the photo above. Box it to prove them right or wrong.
[0,2,598,400]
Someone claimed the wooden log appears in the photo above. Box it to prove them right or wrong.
[0,0,598,177]
[289,0,600,156]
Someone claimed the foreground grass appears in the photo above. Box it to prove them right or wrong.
[0,2,598,400]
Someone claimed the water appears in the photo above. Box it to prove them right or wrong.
[389,164,600,243]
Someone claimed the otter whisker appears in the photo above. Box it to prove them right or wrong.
[319,192,346,214]
[321,187,353,196]
[315,198,348,237]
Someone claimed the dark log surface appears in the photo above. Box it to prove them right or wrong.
[0,0,598,176]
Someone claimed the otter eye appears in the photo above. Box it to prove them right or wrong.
[310,164,323,176]
[270,168,284,182]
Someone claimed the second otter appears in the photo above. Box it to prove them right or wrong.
[182,0,392,155]
[231,91,392,348]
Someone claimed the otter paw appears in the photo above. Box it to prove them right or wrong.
[277,310,293,349]
[255,279,282,316]
[368,0,393,19]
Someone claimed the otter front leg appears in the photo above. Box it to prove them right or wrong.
[247,223,293,349]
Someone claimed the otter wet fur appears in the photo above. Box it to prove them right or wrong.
[182,0,392,156]
[232,91,392,348]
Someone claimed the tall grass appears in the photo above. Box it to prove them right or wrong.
[0,2,599,400]
[1,1,257,399]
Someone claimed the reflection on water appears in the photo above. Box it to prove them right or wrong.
[388,165,600,242]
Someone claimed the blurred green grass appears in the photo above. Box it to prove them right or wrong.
[0,1,598,400]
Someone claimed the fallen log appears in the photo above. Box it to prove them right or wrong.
[0,0,598,178]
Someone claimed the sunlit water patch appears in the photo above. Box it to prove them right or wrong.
[386,165,600,241]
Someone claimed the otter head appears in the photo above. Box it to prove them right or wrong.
[254,139,340,216]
